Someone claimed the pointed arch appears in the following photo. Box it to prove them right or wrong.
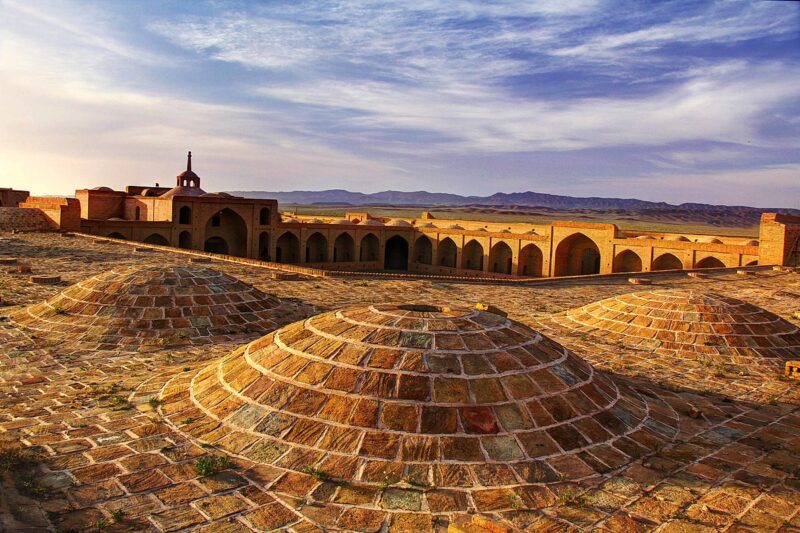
[306,232,328,263]
[462,240,484,271]
[612,249,643,273]
[333,232,355,262]
[276,231,300,263]
[652,253,682,271]
[384,235,409,270]
[489,241,513,274]
[554,233,600,276]
[143,233,169,246]
[519,243,543,276]
[437,237,457,268]
[414,235,433,265]
[695,256,725,269]
[178,231,192,249]
[360,233,379,261]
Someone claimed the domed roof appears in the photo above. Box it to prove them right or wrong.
[281,217,299,224]
[417,222,437,228]
[358,219,383,226]
[745,240,759,246]
[156,303,678,519]
[11,266,306,351]
[525,229,538,235]
[553,289,800,365]
[699,237,723,244]
[386,219,412,227]
[446,223,464,230]
[667,235,690,242]
[200,192,234,198]
[331,218,353,225]
[305,218,324,224]
[635,235,656,240]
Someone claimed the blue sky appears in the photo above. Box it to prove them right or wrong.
[1,0,798,207]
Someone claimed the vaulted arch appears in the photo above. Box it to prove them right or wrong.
[143,233,169,246]
[695,256,725,269]
[258,232,270,261]
[178,231,192,249]
[554,233,600,276]
[612,250,643,273]
[276,231,300,263]
[179,206,191,225]
[437,237,457,268]
[414,235,433,265]
[360,233,379,262]
[519,243,543,276]
[306,232,328,263]
[489,241,513,274]
[333,232,355,262]
[462,240,484,271]
[384,235,409,270]
[204,208,247,257]
[652,253,682,271]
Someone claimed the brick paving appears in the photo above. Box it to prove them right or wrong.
[0,232,798,532]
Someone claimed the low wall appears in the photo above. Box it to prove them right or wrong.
[0,207,53,231]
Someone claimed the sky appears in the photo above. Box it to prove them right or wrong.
[1,0,799,207]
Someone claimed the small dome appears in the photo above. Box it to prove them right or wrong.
[417,222,437,228]
[525,229,538,235]
[281,217,298,224]
[553,289,800,365]
[200,192,233,198]
[667,235,690,242]
[635,235,656,240]
[91,186,114,192]
[358,219,383,226]
[446,223,464,230]
[386,219,412,227]
[699,237,724,244]
[745,240,759,246]
[305,218,324,224]
[10,266,306,350]
[330,218,353,225]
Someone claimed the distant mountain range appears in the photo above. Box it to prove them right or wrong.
[227,189,797,214]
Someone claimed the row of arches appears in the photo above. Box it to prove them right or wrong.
[176,206,271,227]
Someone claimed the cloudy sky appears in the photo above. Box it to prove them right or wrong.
[1,1,798,207]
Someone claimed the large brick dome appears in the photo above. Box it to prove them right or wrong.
[553,289,800,365]
[11,265,306,350]
[157,303,678,523]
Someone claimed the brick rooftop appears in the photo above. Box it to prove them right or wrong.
[0,232,798,532]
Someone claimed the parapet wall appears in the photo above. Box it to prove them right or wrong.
[759,213,800,267]
[0,207,53,231]
[20,197,81,232]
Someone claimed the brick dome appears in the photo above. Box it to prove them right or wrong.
[553,289,800,365]
[11,265,305,350]
[157,304,678,519]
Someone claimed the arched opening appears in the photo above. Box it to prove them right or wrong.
[384,235,409,270]
[204,208,247,257]
[652,253,682,271]
[554,233,601,276]
[437,237,457,268]
[276,232,300,263]
[204,237,228,254]
[306,232,328,263]
[414,236,433,265]
[143,233,169,246]
[489,242,513,274]
[179,231,192,249]
[259,207,271,226]
[134,206,141,220]
[696,256,725,269]
[612,250,643,273]
[107,232,126,240]
[462,240,484,271]
[519,244,543,276]
[258,232,270,261]
[360,233,379,262]
[333,233,355,262]
[179,206,191,225]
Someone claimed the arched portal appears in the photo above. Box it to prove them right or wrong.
[437,238,457,267]
[333,233,355,262]
[414,236,433,265]
[384,235,409,270]
[107,232,126,240]
[276,232,300,263]
[612,250,643,273]
[306,232,328,263]
[360,233,379,262]
[489,242,513,274]
[519,244,543,276]
[652,253,682,271]
[204,208,247,257]
[696,256,725,269]
[178,231,192,249]
[204,237,228,255]
[554,233,601,276]
[258,232,270,261]
[462,240,484,271]
[143,233,169,246]
[179,206,191,225]
[259,207,271,225]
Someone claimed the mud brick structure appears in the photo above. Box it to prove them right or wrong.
[16,152,800,281]
[548,289,800,367]
[10,265,309,350]
[157,304,679,523]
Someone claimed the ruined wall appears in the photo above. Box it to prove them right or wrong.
[0,207,53,231]
[19,197,81,232]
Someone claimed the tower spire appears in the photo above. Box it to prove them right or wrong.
[187,151,192,172]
